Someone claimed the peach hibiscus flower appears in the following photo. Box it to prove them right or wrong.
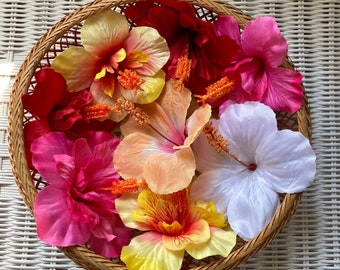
[113,80,211,194]
[51,9,170,121]
[115,188,236,270]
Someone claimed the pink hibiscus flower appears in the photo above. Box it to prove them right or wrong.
[31,131,130,258]
[124,0,240,102]
[220,16,303,113]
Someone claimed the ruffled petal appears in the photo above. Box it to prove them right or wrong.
[214,16,241,45]
[81,10,129,58]
[34,186,91,246]
[119,69,166,104]
[256,129,316,193]
[31,132,74,186]
[264,67,304,113]
[121,232,184,270]
[186,227,236,259]
[162,219,210,251]
[52,47,100,92]
[227,177,280,241]
[123,26,170,76]
[241,16,288,67]
[144,146,196,194]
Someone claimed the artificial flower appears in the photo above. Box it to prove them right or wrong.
[32,131,130,257]
[221,16,303,113]
[21,68,114,169]
[113,79,211,194]
[115,188,236,270]
[124,0,239,103]
[190,102,316,241]
[51,9,170,121]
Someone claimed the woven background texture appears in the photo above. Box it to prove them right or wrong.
[0,0,339,269]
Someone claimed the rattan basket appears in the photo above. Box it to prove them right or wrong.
[8,0,311,269]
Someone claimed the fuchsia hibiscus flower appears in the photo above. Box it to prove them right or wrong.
[113,80,211,194]
[51,9,170,121]
[116,188,236,270]
[31,131,130,258]
[190,102,316,241]
[221,16,303,113]
[124,0,240,102]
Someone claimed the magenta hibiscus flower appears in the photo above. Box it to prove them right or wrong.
[31,131,130,258]
[221,16,303,113]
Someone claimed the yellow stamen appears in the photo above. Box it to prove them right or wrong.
[117,69,146,94]
[110,178,147,194]
[175,53,192,86]
[116,97,150,125]
[82,103,121,121]
[195,76,234,105]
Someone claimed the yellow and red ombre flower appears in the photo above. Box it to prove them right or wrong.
[51,9,170,121]
[115,188,236,270]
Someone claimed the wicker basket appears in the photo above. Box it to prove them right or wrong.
[8,0,311,269]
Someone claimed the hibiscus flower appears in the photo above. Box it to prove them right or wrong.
[113,79,211,194]
[51,9,170,121]
[190,102,316,241]
[124,0,239,104]
[115,188,236,270]
[31,131,130,258]
[221,16,303,113]
[21,68,114,169]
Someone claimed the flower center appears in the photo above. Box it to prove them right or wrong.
[117,69,146,94]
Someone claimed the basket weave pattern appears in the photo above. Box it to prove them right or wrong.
[8,0,311,269]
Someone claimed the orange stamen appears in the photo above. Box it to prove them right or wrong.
[175,53,192,85]
[116,97,150,125]
[195,76,234,105]
[82,103,121,121]
[117,69,146,95]
[110,178,147,194]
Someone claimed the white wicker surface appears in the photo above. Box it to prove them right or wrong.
[0,0,338,269]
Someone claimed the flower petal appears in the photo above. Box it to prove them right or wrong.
[120,69,166,104]
[186,227,236,259]
[162,219,210,251]
[81,10,129,58]
[123,26,170,76]
[121,232,184,270]
[34,186,91,246]
[264,67,304,113]
[219,102,277,164]
[52,47,100,92]
[31,132,74,186]
[241,16,288,67]
[256,129,316,193]
[227,178,280,241]
[144,146,196,194]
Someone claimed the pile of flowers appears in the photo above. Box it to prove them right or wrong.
[21,1,316,269]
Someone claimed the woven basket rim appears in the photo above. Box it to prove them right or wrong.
[7,0,312,269]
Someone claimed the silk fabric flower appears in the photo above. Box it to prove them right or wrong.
[32,131,130,258]
[115,188,236,270]
[113,79,211,194]
[124,0,239,102]
[51,9,170,121]
[221,16,303,113]
[191,102,316,241]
